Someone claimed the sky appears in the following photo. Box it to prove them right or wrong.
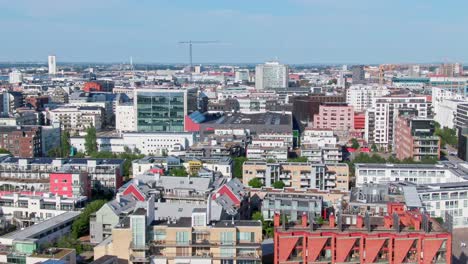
[0,0,467,64]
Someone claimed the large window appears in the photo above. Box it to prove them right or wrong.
[176,231,190,245]
[221,231,235,245]
[131,216,145,248]
[238,232,255,242]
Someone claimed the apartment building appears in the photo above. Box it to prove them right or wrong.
[261,192,322,221]
[355,162,468,187]
[0,156,124,194]
[94,208,262,264]
[0,126,42,158]
[115,102,136,132]
[395,115,440,161]
[48,106,104,133]
[346,84,389,112]
[313,103,354,131]
[246,146,288,161]
[273,205,452,264]
[242,161,349,191]
[301,128,337,147]
[0,191,86,224]
[365,95,430,149]
[300,144,342,164]
[49,171,91,198]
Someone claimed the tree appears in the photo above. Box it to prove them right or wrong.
[436,126,457,147]
[248,178,263,188]
[84,126,98,155]
[71,199,107,239]
[371,144,378,152]
[350,138,360,149]
[266,158,276,163]
[61,131,71,157]
[252,211,263,221]
[169,167,188,177]
[0,148,10,154]
[233,157,248,178]
[272,181,285,189]
[287,157,308,162]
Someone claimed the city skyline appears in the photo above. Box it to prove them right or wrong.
[1,0,468,64]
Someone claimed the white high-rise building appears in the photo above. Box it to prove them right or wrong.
[235,69,250,83]
[366,95,430,149]
[8,70,23,84]
[255,61,288,90]
[48,55,57,75]
[346,84,389,112]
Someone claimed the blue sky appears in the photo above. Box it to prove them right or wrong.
[0,0,467,64]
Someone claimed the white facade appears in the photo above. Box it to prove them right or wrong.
[251,139,287,148]
[48,55,57,75]
[8,70,23,84]
[116,103,136,132]
[235,69,250,83]
[369,95,429,147]
[355,163,466,187]
[237,97,267,113]
[255,61,289,90]
[246,146,288,161]
[48,106,103,133]
[435,99,467,129]
[346,84,389,112]
[70,132,196,155]
[302,128,337,148]
[257,133,294,147]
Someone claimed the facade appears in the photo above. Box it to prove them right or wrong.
[0,156,124,193]
[242,161,348,191]
[83,81,114,93]
[366,95,430,148]
[116,102,136,132]
[48,55,56,75]
[395,115,440,161]
[355,162,468,187]
[48,106,104,133]
[0,126,42,158]
[134,87,198,132]
[313,103,354,131]
[262,192,323,221]
[94,208,262,264]
[273,206,452,264]
[255,61,289,90]
[8,70,23,84]
[300,145,342,164]
[346,84,389,112]
[301,128,337,147]
[49,171,91,198]
[455,103,468,131]
[351,65,365,84]
[70,132,196,156]
[291,94,346,130]
[435,99,466,129]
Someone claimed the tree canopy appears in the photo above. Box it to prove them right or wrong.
[84,126,98,154]
[71,199,107,239]
[248,178,263,188]
[273,181,285,189]
[233,157,248,178]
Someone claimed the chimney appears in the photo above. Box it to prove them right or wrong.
[329,213,335,228]
[274,212,280,227]
[301,212,308,228]
[116,193,121,203]
[356,215,363,228]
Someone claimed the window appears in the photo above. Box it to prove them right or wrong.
[221,231,235,245]
[220,247,235,258]
[154,230,166,241]
[176,231,189,245]
[238,232,255,242]
[193,214,205,227]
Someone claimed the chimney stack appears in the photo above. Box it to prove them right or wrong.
[274,212,280,227]
[301,212,308,228]
[329,213,336,228]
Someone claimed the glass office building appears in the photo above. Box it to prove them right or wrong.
[136,88,198,132]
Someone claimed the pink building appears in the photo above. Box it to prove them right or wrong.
[313,103,354,130]
[49,172,91,198]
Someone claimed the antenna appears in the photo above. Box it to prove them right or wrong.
[178,40,220,82]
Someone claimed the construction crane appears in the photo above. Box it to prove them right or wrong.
[178,40,219,73]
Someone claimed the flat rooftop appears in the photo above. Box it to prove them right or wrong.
[204,112,291,126]
[1,211,80,241]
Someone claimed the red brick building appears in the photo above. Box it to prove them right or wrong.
[49,172,91,198]
[395,115,440,161]
[0,126,42,157]
[274,204,451,263]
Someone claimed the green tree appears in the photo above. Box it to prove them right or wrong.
[0,148,11,154]
[71,199,107,239]
[248,178,263,188]
[252,211,263,221]
[266,158,276,163]
[84,126,98,155]
[287,157,308,162]
[350,138,360,149]
[233,157,248,178]
[371,144,378,152]
[272,181,285,189]
[47,147,62,158]
[61,131,71,157]
[169,167,188,177]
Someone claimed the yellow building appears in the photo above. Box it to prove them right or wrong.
[95,208,262,264]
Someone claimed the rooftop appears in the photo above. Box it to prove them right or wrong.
[204,112,291,126]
